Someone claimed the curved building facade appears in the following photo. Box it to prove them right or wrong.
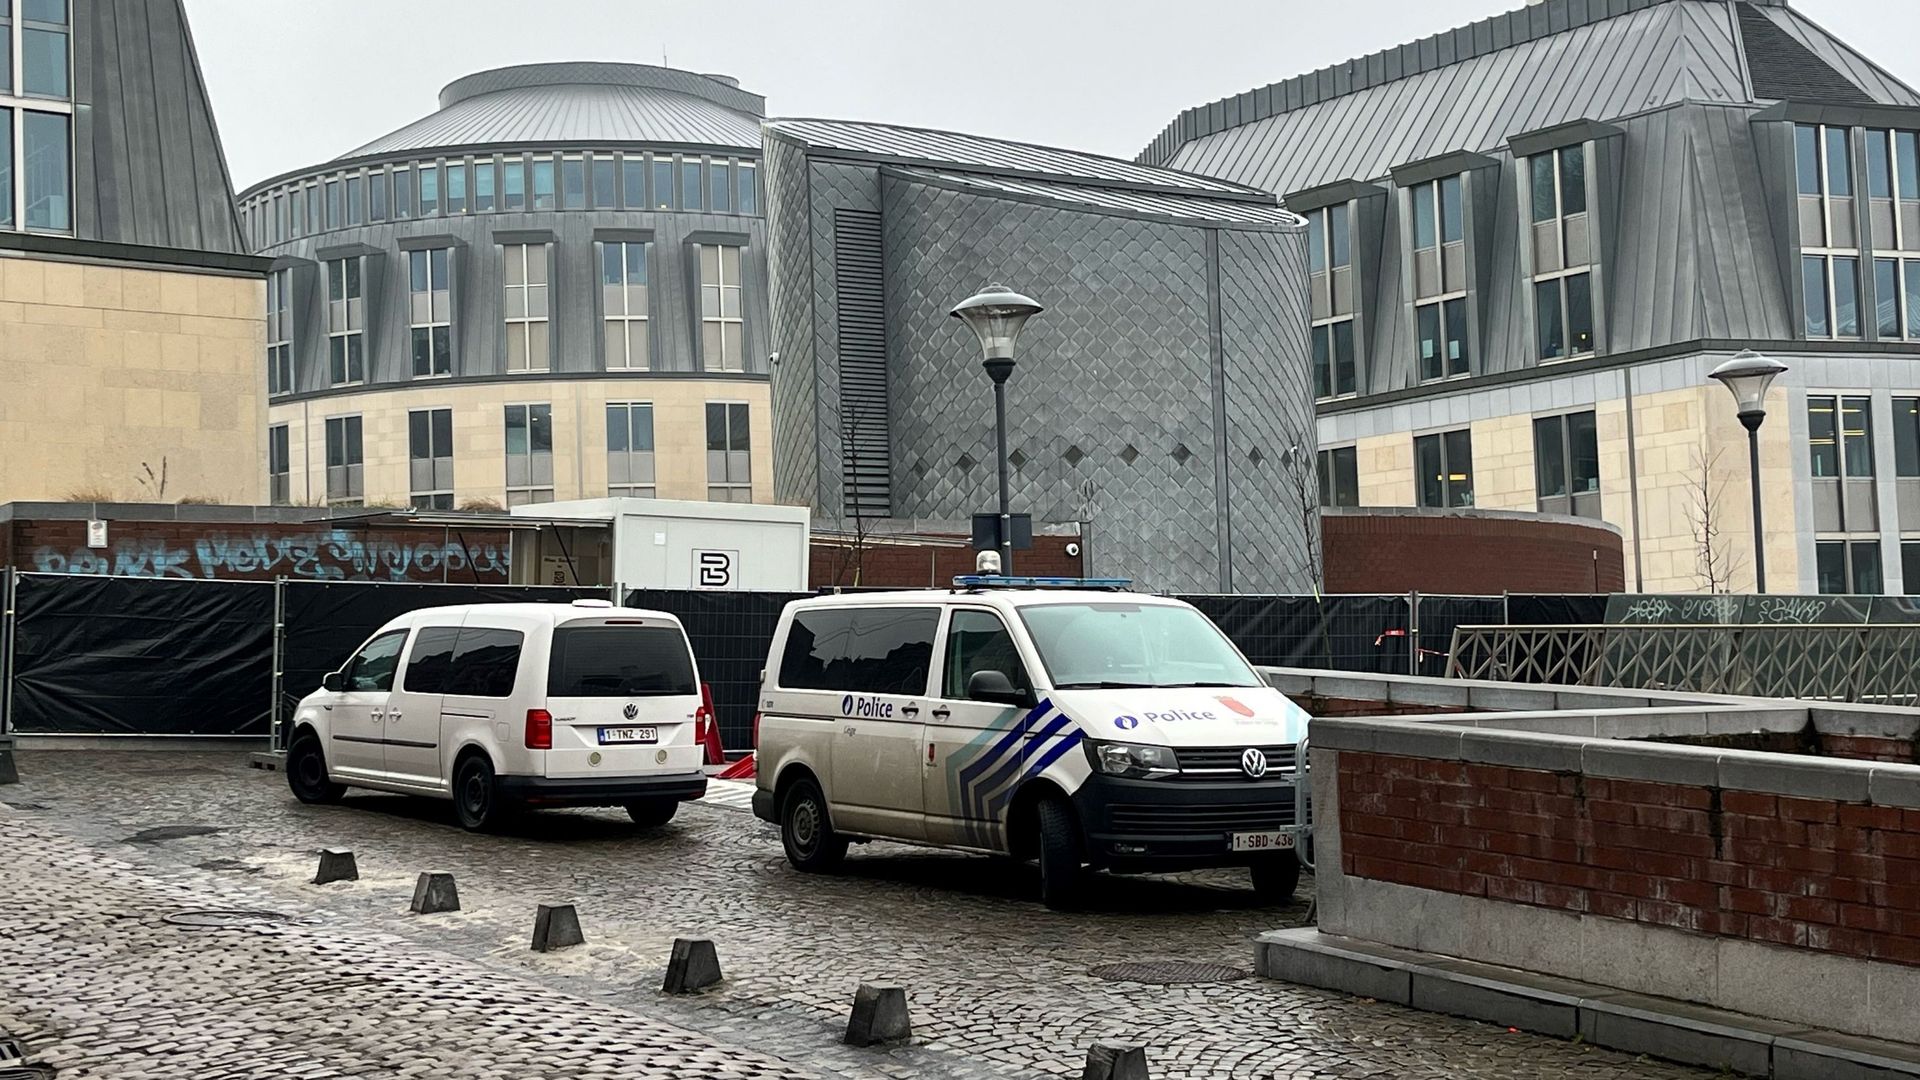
[237,63,772,509]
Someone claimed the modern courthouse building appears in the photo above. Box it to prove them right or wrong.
[0,0,268,506]
[1143,0,1920,595]
[238,63,772,509]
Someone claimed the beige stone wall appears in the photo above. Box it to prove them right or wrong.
[0,255,265,504]
[267,377,774,508]
[1354,433,1415,507]
[1466,413,1536,512]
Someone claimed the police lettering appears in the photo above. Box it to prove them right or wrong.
[1142,709,1216,723]
[841,695,895,719]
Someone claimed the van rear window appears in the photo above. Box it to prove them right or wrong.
[548,625,697,697]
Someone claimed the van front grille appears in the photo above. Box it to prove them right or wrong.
[1173,744,1297,780]
[1107,802,1296,835]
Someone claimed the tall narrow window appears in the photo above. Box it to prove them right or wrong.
[1530,144,1593,360]
[560,155,585,210]
[324,415,364,506]
[409,247,453,378]
[705,402,752,502]
[1415,429,1474,508]
[305,184,320,234]
[266,268,293,396]
[22,110,68,231]
[601,240,650,369]
[1878,258,1901,339]
[445,161,467,214]
[21,0,67,99]
[1309,203,1357,398]
[622,156,646,208]
[345,174,363,225]
[591,155,617,210]
[326,257,365,385]
[1809,394,1881,591]
[368,169,387,222]
[709,159,732,213]
[681,157,704,211]
[1533,411,1601,518]
[324,178,341,230]
[698,243,744,371]
[408,408,454,510]
[473,158,495,212]
[652,155,674,209]
[531,156,555,210]
[1316,446,1359,508]
[504,403,554,507]
[736,161,758,215]
[268,424,290,506]
[502,243,550,373]
[502,157,525,211]
[392,166,413,219]
[607,402,656,498]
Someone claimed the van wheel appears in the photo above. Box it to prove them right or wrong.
[780,778,847,872]
[453,755,508,832]
[1036,797,1085,910]
[1251,857,1301,904]
[287,734,345,805]
[625,799,678,828]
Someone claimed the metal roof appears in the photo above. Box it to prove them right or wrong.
[891,168,1301,229]
[339,62,764,161]
[765,117,1268,201]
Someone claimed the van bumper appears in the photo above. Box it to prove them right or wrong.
[496,771,708,807]
[752,789,776,823]
[1070,774,1305,873]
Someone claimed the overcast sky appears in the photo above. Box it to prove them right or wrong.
[184,0,1920,191]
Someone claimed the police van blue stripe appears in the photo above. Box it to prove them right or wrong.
[965,709,1074,826]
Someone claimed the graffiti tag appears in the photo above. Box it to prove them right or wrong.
[31,530,511,582]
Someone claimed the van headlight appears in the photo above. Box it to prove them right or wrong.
[1084,740,1180,779]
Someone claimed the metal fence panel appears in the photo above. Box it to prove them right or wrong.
[627,588,807,750]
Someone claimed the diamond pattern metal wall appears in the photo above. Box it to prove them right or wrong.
[764,135,821,509]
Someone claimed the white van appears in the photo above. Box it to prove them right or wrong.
[285,600,708,831]
[751,577,1313,908]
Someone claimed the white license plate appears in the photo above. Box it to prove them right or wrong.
[1230,830,1296,852]
[597,726,658,745]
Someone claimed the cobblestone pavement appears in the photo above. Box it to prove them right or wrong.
[0,752,1720,1079]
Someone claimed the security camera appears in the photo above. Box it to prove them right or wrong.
[768,350,780,367]
[1065,542,1081,558]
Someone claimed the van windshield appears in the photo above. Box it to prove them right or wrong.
[547,625,697,697]
[1018,603,1262,690]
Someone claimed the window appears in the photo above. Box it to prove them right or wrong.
[418,163,439,216]
[548,625,696,697]
[736,161,758,215]
[1019,603,1263,690]
[776,607,940,695]
[1817,541,1883,595]
[1810,395,1879,589]
[345,630,407,693]
[943,610,1031,701]
[708,158,731,213]
[409,247,453,378]
[1307,204,1356,398]
[345,173,363,225]
[444,627,525,698]
[369,168,388,222]
[1529,145,1593,360]
[305,183,321,234]
[324,415,363,506]
[1905,543,1920,593]
[473,158,495,212]
[698,244,745,371]
[652,155,674,209]
[392,166,413,219]
[402,626,461,695]
[445,161,466,214]
[326,257,365,385]
[1317,446,1358,508]
[503,157,524,211]
[504,403,553,507]
[681,156,704,211]
[561,154,585,210]
[601,239,650,369]
[268,424,290,506]
[1897,398,1920,478]
[323,178,340,230]
[1534,411,1601,517]
[1806,395,1875,479]
[1417,297,1470,381]
[623,156,646,208]
[531,155,555,210]
[591,155,616,210]
[21,109,67,231]
[19,0,67,99]
[1415,429,1474,508]
[607,402,655,498]
[705,402,752,502]
[408,408,453,510]
[502,242,550,373]
[266,268,293,396]
[1410,175,1469,380]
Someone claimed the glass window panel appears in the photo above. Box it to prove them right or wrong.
[1411,182,1436,250]
[1808,396,1839,477]
[1901,132,1919,201]
[22,26,66,98]
[411,327,430,375]
[1797,125,1823,195]
[1328,203,1350,267]
[532,158,554,209]
[737,162,757,214]
[1816,541,1846,595]
[0,33,11,95]
[1308,210,1326,274]
[1311,324,1330,399]
[418,164,439,215]
[592,157,616,209]
[623,158,646,208]
[1828,127,1853,197]
[393,168,413,218]
[1869,130,1894,199]
[507,327,526,369]
[626,241,646,283]
[430,247,448,289]
[1332,319,1356,396]
[23,111,69,231]
[1444,296,1469,376]
[1415,434,1444,508]
[1417,302,1441,381]
[1440,175,1463,244]
[505,406,527,455]
[503,159,524,210]
[705,403,726,452]
[600,242,622,289]
[1534,417,1568,498]
[0,108,10,226]
[729,404,750,452]
[607,406,628,453]
[633,406,654,451]
[445,163,466,213]
[561,157,585,209]
[346,175,363,224]
[1843,396,1874,478]
[710,159,731,212]
[1853,542,1884,595]
[1878,259,1901,338]
[369,170,387,221]
[1895,398,1920,477]
[1531,154,1557,222]
[1569,411,1600,494]
[1560,145,1586,216]
[529,321,548,369]
[682,159,704,211]
[653,157,674,209]
[1805,255,1831,337]
[1536,279,1565,358]
[25,1,67,25]
[474,159,494,211]
[325,179,341,229]
[409,410,430,460]
[1835,256,1861,336]
[1566,273,1593,354]
[722,321,743,363]
[432,326,450,374]
[530,405,552,453]
[702,321,722,366]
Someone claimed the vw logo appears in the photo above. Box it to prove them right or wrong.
[1240,748,1268,779]
[623,703,640,720]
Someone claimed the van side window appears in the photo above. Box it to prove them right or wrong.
[944,611,1031,701]
[346,630,408,692]
[779,607,938,695]
[445,627,525,698]
[402,626,461,693]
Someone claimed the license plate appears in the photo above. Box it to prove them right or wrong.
[1230,830,1296,852]
[597,726,658,745]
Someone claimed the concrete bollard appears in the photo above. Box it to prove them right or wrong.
[531,903,585,952]
[661,937,723,993]
[0,737,17,786]
[1082,1044,1149,1080]
[844,983,911,1047]
[410,872,460,914]
[312,848,358,885]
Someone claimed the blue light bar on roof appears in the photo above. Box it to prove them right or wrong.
[952,575,1134,590]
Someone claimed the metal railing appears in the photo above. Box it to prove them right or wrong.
[1447,623,1920,707]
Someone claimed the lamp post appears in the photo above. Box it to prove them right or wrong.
[1708,350,1790,594]
[951,284,1043,575]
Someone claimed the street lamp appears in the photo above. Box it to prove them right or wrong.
[951,283,1043,575]
[1709,350,1790,594]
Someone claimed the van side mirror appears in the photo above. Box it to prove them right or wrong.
[322,671,345,693]
[967,669,1030,708]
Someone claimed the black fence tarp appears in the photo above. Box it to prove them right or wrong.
[628,589,806,749]
[1412,596,1506,677]
[1506,594,1609,627]
[9,574,274,735]
[1179,595,1418,674]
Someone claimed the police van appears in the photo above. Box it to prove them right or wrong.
[751,572,1313,908]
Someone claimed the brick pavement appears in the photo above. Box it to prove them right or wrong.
[0,752,1722,1079]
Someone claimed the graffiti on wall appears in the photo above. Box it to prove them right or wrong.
[30,530,512,582]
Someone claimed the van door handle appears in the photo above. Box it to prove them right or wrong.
[932,707,952,720]
[900,704,920,718]
[388,710,403,722]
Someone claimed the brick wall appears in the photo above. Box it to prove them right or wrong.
[1323,510,1624,594]
[1337,750,1920,966]
[6,518,514,583]
[811,534,1081,588]
[1823,734,1919,764]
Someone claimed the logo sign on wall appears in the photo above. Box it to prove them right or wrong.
[693,549,740,590]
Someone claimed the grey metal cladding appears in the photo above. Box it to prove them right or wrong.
[437,63,765,117]
[1736,4,1869,104]
[79,0,247,254]
[880,173,1238,595]
[888,169,1298,228]
[764,133,822,510]
[1753,3,1920,107]
[799,160,883,523]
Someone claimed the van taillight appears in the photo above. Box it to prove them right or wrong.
[525,709,553,750]
[751,712,762,748]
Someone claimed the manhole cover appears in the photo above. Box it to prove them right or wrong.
[162,909,289,930]
[123,825,226,844]
[1090,961,1251,984]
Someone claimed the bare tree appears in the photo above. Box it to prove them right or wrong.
[1279,443,1324,598]
[826,404,881,588]
[1686,446,1746,595]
